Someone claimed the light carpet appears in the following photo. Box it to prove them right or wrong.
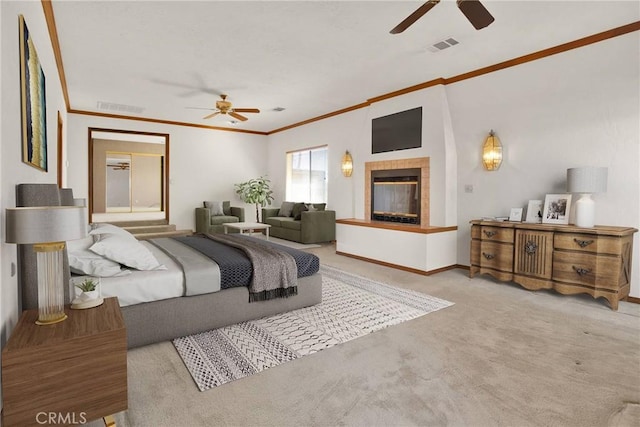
[173,264,453,391]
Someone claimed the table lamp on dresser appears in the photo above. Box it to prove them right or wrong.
[5,206,87,325]
[566,166,608,228]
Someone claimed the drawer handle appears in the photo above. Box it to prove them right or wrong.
[572,266,592,276]
[524,240,538,255]
[482,252,495,260]
[483,230,497,238]
[573,238,594,248]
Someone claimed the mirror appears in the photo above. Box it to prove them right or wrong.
[89,129,169,223]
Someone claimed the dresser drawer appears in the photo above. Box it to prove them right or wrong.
[554,233,622,255]
[476,241,513,272]
[552,251,621,291]
[471,225,514,243]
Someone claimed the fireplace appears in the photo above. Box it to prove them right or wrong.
[365,157,429,227]
[371,168,420,224]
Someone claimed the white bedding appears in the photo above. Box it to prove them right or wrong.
[99,241,184,307]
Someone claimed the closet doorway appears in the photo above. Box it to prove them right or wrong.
[88,128,169,224]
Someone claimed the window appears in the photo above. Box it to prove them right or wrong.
[286,146,328,203]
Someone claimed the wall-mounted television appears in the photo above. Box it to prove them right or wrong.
[371,107,422,154]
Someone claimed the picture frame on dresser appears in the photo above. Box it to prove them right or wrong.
[542,194,572,225]
[525,199,543,223]
[509,207,523,222]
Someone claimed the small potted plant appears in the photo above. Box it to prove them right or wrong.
[75,278,100,301]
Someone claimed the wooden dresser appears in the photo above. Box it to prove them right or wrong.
[1,297,127,426]
[470,220,637,310]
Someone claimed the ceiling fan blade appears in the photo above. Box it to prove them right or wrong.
[457,0,494,30]
[390,0,440,34]
[229,112,248,122]
[203,112,221,120]
[233,108,260,113]
[186,107,217,111]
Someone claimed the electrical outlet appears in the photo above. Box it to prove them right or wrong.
[464,184,474,193]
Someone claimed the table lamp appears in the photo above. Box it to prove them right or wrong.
[566,167,607,228]
[5,206,87,325]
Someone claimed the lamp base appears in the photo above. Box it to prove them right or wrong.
[574,193,596,228]
[35,313,68,325]
[34,242,67,326]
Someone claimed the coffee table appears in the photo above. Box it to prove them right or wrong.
[222,222,271,240]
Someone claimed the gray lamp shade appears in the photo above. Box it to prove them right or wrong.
[5,206,87,244]
[566,167,608,193]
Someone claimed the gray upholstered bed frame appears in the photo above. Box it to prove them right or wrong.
[17,184,323,348]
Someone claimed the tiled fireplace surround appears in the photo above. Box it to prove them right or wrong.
[365,157,430,226]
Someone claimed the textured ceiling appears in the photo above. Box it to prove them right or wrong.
[51,1,639,133]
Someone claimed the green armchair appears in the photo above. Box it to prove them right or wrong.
[195,201,245,234]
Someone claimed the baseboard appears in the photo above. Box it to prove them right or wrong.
[335,251,457,276]
[627,296,640,305]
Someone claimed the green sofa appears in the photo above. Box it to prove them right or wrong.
[195,201,245,234]
[262,203,335,244]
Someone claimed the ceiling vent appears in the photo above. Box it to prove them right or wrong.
[96,101,145,114]
[427,37,460,53]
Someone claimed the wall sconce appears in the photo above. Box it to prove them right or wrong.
[482,130,502,171]
[341,150,353,177]
[5,206,87,325]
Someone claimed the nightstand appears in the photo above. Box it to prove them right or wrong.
[1,297,127,426]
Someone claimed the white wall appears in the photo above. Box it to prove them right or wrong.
[66,114,269,228]
[267,32,640,298]
[450,32,639,297]
[1,0,68,402]
[266,85,456,226]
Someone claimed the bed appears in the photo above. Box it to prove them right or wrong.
[16,184,323,348]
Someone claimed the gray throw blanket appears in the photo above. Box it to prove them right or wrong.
[204,233,298,302]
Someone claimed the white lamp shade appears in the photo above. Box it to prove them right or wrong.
[5,206,87,244]
[567,167,607,193]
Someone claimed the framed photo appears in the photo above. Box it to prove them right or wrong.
[509,207,523,222]
[542,194,572,225]
[19,15,48,172]
[525,200,543,223]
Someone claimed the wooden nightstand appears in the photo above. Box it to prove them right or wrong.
[1,297,127,426]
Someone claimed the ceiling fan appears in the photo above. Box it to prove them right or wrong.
[193,94,260,122]
[390,0,495,34]
[107,162,130,171]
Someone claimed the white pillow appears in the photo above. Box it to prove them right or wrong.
[67,236,129,277]
[89,223,136,240]
[69,248,131,277]
[89,233,165,271]
[204,201,225,216]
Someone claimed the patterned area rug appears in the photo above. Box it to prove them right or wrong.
[173,265,454,391]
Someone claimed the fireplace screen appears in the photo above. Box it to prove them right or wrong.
[372,176,419,224]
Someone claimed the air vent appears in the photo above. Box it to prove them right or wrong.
[96,101,145,114]
[427,37,460,53]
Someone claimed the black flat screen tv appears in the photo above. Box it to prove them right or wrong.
[371,107,422,154]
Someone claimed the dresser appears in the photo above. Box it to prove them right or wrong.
[1,297,127,426]
[470,220,637,310]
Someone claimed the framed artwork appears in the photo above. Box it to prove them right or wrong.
[509,207,523,222]
[525,199,543,223]
[542,194,572,225]
[19,15,48,172]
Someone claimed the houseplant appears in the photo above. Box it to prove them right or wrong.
[234,176,274,222]
[74,277,100,301]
